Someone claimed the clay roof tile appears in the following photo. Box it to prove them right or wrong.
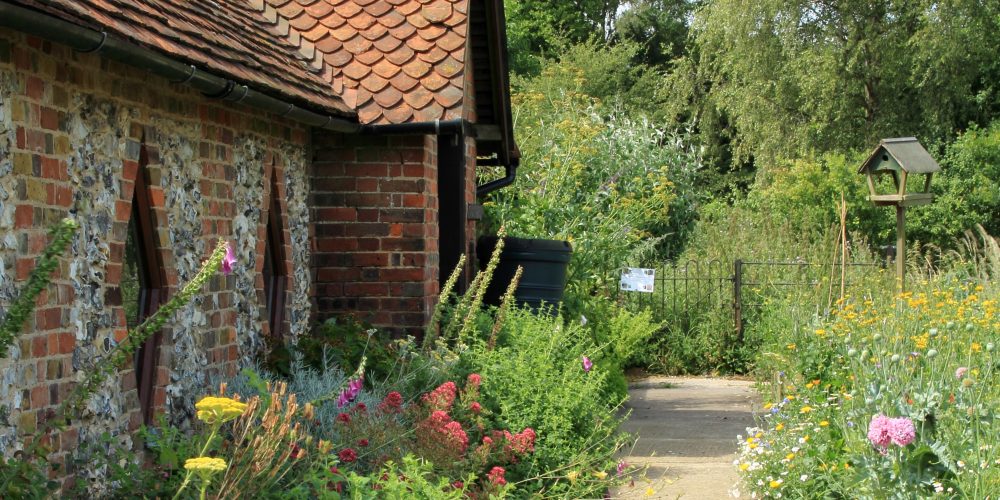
[364,0,393,17]
[342,60,372,79]
[359,24,389,40]
[384,45,415,65]
[437,31,464,52]
[422,72,449,91]
[418,24,447,41]
[390,72,419,92]
[401,58,432,79]
[421,3,452,24]
[418,46,449,64]
[402,87,435,109]
[360,73,390,92]
[436,56,463,78]
[413,100,444,121]
[434,85,463,108]
[355,49,384,65]
[372,34,403,52]
[383,106,414,123]
[346,12,377,30]
[372,58,402,79]
[372,86,403,107]
[333,2,363,18]
[343,35,374,54]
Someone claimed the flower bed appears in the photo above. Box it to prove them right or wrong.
[737,281,1000,497]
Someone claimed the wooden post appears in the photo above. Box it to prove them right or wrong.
[896,205,905,293]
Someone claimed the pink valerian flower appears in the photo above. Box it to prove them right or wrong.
[336,412,351,424]
[422,381,457,411]
[222,242,236,275]
[354,402,367,413]
[582,355,593,373]
[470,402,482,414]
[955,366,968,379]
[508,428,536,454]
[378,391,403,413]
[338,448,357,463]
[443,420,470,452]
[467,373,482,387]
[487,466,507,486]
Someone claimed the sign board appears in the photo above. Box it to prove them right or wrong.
[620,268,655,293]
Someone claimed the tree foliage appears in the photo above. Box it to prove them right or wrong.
[671,0,1000,164]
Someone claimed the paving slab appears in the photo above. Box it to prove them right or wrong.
[612,377,759,499]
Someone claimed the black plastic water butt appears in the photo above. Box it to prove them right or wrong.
[477,236,572,312]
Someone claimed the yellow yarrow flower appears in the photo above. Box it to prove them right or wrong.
[184,457,227,474]
[195,396,247,424]
[819,421,829,427]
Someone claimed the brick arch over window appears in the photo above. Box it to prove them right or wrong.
[263,167,288,341]
[119,145,168,426]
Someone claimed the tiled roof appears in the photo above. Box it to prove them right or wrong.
[268,0,470,124]
[15,0,354,117]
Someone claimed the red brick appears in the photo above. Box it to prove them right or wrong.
[343,282,389,297]
[381,268,426,282]
[30,385,47,409]
[315,207,356,221]
[16,257,35,280]
[352,253,389,266]
[15,204,34,228]
[402,194,426,207]
[316,238,358,252]
[26,76,44,100]
[40,107,59,130]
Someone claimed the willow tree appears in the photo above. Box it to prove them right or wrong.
[669,0,1000,164]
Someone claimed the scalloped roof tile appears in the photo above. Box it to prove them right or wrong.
[13,0,354,117]
[274,0,471,124]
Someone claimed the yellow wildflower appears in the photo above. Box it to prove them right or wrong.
[775,423,785,431]
[819,421,829,427]
[739,463,750,471]
[184,457,227,474]
[567,470,579,483]
[593,471,608,480]
[645,487,656,497]
[800,406,812,414]
[769,479,783,488]
[195,396,247,424]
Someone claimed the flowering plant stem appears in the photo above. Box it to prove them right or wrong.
[12,240,229,484]
[172,425,221,500]
[0,218,78,357]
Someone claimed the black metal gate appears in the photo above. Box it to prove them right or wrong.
[619,259,883,346]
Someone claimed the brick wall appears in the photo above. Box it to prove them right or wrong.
[311,132,440,335]
[0,29,311,487]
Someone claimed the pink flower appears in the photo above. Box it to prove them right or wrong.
[336,412,351,424]
[422,381,458,411]
[482,436,493,446]
[338,448,357,463]
[617,460,629,476]
[379,391,403,413]
[955,366,968,379]
[467,373,482,387]
[222,242,236,275]
[357,438,369,447]
[470,402,482,414]
[354,402,367,413]
[487,466,506,486]
[887,417,916,446]
[867,414,892,449]
[582,356,593,373]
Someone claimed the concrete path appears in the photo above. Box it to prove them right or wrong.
[613,377,759,499]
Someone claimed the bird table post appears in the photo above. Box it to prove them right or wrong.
[857,138,940,294]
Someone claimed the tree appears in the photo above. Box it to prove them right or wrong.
[613,0,696,67]
[667,0,1000,165]
[504,0,621,74]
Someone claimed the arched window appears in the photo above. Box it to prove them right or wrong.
[121,153,164,425]
[262,172,287,340]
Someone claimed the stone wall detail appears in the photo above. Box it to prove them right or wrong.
[281,146,311,343]
[231,135,265,363]
[65,95,138,449]
[0,69,23,456]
